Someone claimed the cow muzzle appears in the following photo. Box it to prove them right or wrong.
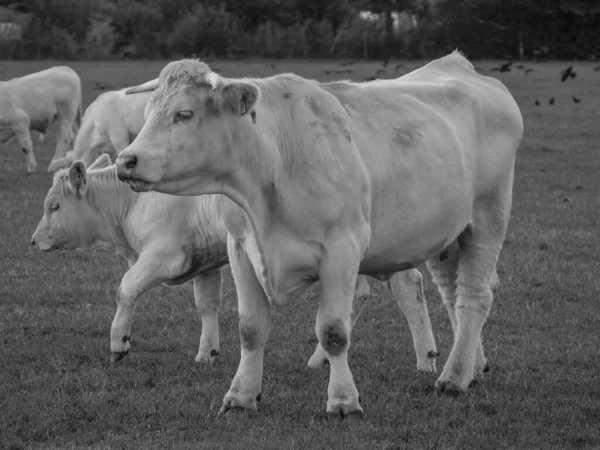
[116,154,138,179]
[31,235,53,251]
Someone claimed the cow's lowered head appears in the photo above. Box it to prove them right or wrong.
[31,154,112,251]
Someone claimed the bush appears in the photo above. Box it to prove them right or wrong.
[167,4,241,57]
[85,14,116,59]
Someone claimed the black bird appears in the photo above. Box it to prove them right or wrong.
[340,60,357,66]
[572,96,581,103]
[525,68,535,75]
[490,61,513,73]
[594,65,600,72]
[394,63,405,72]
[328,69,353,75]
[363,76,377,82]
[560,65,576,82]
[534,99,540,106]
[382,56,390,67]
[375,68,388,78]
[516,64,525,69]
[549,97,555,105]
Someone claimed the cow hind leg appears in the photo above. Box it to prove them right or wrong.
[426,239,460,338]
[434,190,512,393]
[48,109,78,171]
[386,269,438,373]
[193,269,222,364]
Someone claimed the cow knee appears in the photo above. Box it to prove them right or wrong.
[319,320,349,357]
[239,315,261,351]
[456,285,493,313]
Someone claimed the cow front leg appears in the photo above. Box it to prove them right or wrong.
[193,269,222,364]
[387,269,438,372]
[110,258,162,362]
[220,237,271,414]
[317,243,363,418]
[308,274,371,369]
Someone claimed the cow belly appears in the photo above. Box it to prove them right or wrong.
[363,196,471,271]
[30,117,53,133]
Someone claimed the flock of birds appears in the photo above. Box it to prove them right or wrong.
[92,56,591,109]
[320,57,594,108]
[489,60,587,106]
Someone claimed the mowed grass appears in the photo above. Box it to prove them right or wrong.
[1,58,600,449]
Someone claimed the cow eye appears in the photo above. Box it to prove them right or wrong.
[174,110,193,123]
[50,203,60,212]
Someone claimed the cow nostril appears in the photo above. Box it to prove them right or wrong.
[125,155,138,170]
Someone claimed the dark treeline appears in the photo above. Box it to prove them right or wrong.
[0,0,598,60]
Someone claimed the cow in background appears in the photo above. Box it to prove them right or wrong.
[0,66,82,172]
[48,88,152,171]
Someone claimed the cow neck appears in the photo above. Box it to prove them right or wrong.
[190,194,231,270]
[86,167,138,260]
[218,123,280,299]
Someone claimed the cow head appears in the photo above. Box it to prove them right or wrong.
[115,59,259,196]
[31,155,112,251]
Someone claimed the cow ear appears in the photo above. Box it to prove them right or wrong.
[68,161,87,194]
[222,82,258,116]
[88,153,112,171]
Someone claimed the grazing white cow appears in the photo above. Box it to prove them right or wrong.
[31,155,438,371]
[0,66,82,173]
[48,88,153,171]
[115,51,523,417]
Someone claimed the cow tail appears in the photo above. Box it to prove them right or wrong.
[68,83,83,150]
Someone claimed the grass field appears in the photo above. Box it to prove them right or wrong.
[1,57,600,450]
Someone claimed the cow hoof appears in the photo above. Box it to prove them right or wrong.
[307,354,328,370]
[474,357,490,377]
[417,360,437,373]
[195,349,219,364]
[218,393,260,416]
[327,403,364,421]
[110,350,129,363]
[435,378,468,396]
[417,352,439,373]
[195,354,210,364]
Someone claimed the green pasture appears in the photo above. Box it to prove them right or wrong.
[1,58,599,449]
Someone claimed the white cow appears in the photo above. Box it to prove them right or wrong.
[32,155,438,371]
[115,51,523,417]
[0,66,82,172]
[48,88,153,172]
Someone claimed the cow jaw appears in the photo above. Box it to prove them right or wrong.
[124,177,155,192]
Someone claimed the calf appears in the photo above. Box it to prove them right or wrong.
[32,155,438,370]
